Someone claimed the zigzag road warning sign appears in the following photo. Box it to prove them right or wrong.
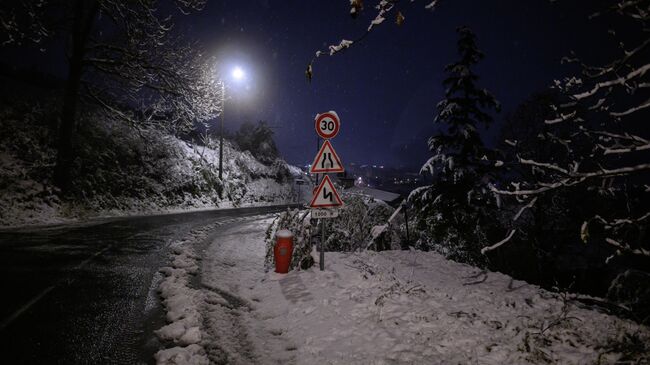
[310,175,343,208]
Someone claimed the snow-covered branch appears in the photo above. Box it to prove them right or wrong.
[610,96,650,117]
[571,62,650,100]
[0,1,49,47]
[544,111,576,125]
[513,197,537,221]
[497,2,650,260]
[306,0,440,81]
[481,229,516,255]
[605,238,650,258]
[518,157,570,175]
[493,161,650,197]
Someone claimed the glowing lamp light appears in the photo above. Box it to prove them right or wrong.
[232,66,245,81]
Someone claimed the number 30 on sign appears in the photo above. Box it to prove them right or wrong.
[315,111,340,139]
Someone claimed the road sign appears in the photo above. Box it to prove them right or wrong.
[309,140,344,174]
[314,111,340,139]
[311,209,339,219]
[311,110,343,271]
[310,175,343,208]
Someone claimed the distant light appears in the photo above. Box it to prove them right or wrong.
[232,66,245,81]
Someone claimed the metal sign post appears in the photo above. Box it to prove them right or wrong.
[320,220,325,271]
[309,111,344,271]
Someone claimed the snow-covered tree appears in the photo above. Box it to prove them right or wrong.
[410,26,500,264]
[487,1,650,264]
[0,1,220,193]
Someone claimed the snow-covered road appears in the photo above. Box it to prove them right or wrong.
[158,215,649,365]
[155,215,294,364]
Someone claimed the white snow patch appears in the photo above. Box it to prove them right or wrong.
[154,224,219,364]
[328,39,353,55]
[197,216,649,365]
[276,229,293,238]
[154,344,209,365]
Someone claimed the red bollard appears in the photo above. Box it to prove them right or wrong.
[274,229,294,273]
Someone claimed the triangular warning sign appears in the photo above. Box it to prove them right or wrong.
[309,140,344,174]
[310,175,343,208]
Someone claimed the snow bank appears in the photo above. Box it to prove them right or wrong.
[252,251,649,364]
[202,216,649,365]
[154,224,218,365]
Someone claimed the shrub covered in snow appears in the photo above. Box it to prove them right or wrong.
[70,116,295,212]
[264,193,399,272]
[607,269,650,321]
[322,194,396,252]
[264,209,314,271]
[0,99,66,225]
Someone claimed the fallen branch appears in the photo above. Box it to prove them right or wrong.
[481,229,517,255]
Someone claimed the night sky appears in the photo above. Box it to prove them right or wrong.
[183,0,615,169]
[5,0,615,169]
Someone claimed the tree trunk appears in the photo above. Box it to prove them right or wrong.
[53,0,97,193]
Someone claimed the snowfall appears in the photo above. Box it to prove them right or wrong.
[154,215,650,365]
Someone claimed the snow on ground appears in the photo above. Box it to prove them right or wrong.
[158,216,650,365]
[155,223,216,365]
[0,148,71,227]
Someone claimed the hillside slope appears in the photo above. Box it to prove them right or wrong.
[0,104,300,227]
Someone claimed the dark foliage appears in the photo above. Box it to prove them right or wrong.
[410,26,501,265]
[490,1,650,320]
[234,121,280,165]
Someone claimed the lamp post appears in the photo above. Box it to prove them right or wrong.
[218,66,246,181]
[219,81,225,180]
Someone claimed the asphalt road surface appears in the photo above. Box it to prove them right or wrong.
[0,205,298,364]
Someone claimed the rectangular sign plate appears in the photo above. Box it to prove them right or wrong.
[311,209,339,219]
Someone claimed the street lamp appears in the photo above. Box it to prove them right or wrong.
[232,66,245,81]
[219,66,247,180]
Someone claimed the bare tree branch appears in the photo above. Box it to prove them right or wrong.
[306,0,440,81]
[481,229,516,255]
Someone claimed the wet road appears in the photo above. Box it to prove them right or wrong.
[0,205,297,364]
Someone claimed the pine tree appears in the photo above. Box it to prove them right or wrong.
[411,26,500,264]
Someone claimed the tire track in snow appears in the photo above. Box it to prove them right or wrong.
[199,214,297,365]
[154,213,287,365]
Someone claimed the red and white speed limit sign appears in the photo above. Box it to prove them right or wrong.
[314,111,340,139]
